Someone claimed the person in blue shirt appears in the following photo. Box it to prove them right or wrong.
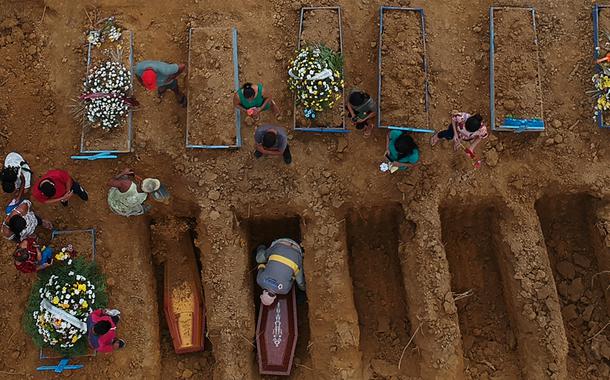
[384,130,419,170]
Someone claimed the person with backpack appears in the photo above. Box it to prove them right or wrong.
[234,82,280,120]
[87,308,125,353]
[430,111,489,156]
[384,130,420,171]
[1,152,32,213]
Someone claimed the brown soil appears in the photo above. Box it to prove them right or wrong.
[82,30,132,152]
[1,0,610,380]
[493,8,542,122]
[380,9,427,129]
[51,230,95,260]
[346,206,420,379]
[150,217,215,380]
[536,195,610,379]
[243,217,313,379]
[187,27,236,147]
[296,8,344,129]
[442,205,522,379]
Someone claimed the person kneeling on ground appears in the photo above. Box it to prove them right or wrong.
[254,124,292,164]
[13,235,54,273]
[107,168,151,217]
[87,308,125,353]
[385,130,420,170]
[430,111,488,156]
[346,89,377,137]
[256,238,306,306]
[2,199,52,242]
[234,82,280,120]
[32,169,88,207]
[1,152,32,212]
[135,60,187,107]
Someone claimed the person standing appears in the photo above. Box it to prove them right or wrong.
[87,308,125,353]
[13,235,54,273]
[254,124,292,164]
[256,238,306,306]
[346,89,377,137]
[1,152,32,212]
[135,60,187,107]
[32,169,88,206]
[2,199,52,242]
[107,168,150,217]
[234,82,280,120]
[430,111,488,156]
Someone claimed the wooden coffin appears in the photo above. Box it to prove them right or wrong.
[256,287,298,376]
[163,233,206,354]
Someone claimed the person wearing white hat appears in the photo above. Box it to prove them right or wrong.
[106,168,150,217]
[256,238,305,306]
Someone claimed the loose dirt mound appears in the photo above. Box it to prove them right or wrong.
[380,9,427,129]
[493,8,542,122]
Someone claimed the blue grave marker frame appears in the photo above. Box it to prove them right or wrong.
[593,3,610,128]
[489,7,545,132]
[377,7,433,134]
[293,6,349,133]
[81,31,134,154]
[186,27,242,149]
[39,228,97,360]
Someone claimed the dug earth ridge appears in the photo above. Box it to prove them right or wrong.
[0,0,609,379]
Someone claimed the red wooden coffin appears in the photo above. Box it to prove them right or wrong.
[256,287,298,376]
[163,234,206,354]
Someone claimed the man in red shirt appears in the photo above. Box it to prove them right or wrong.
[87,309,125,353]
[32,169,88,206]
[13,236,53,273]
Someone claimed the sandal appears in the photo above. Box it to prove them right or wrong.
[430,133,439,146]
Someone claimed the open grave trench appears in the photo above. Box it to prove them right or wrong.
[536,194,610,379]
[139,194,610,379]
[149,217,215,380]
[440,203,523,379]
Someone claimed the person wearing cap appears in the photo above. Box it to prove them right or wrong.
[135,60,187,107]
[256,238,306,306]
[107,168,150,217]
[87,308,125,353]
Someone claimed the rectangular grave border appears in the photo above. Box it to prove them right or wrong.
[81,31,134,154]
[377,6,433,134]
[592,3,610,129]
[489,7,545,132]
[39,228,97,360]
[293,6,349,134]
[186,27,242,149]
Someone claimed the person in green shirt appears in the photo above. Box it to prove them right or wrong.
[385,130,420,170]
[233,82,280,120]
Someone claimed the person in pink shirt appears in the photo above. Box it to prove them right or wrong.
[87,309,125,353]
[430,111,489,156]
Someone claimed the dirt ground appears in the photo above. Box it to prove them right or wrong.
[380,9,428,129]
[0,0,610,379]
[493,7,543,123]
